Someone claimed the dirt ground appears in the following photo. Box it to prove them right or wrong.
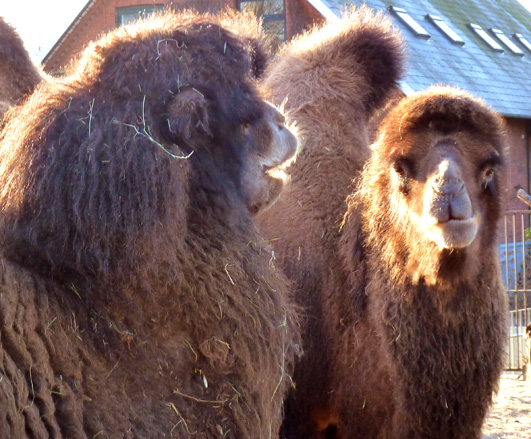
[482,373,531,438]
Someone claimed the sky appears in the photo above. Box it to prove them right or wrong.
[2,0,88,61]
[3,0,531,62]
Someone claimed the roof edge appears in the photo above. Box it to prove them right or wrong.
[399,81,415,96]
[42,0,98,66]
[306,0,340,23]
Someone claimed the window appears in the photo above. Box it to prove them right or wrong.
[238,0,286,50]
[116,5,164,27]
[514,33,531,53]
[389,6,430,39]
[426,14,464,45]
[490,28,524,56]
[469,23,503,52]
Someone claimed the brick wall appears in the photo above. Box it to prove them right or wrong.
[499,117,531,244]
[505,117,530,211]
[44,0,174,74]
[286,0,323,38]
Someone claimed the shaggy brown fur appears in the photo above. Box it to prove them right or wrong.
[0,10,300,438]
[257,8,404,437]
[258,7,507,439]
[336,87,507,438]
[0,17,43,118]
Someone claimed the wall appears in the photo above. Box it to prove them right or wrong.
[505,117,530,211]
[499,117,531,244]
[285,0,323,39]
[44,0,174,74]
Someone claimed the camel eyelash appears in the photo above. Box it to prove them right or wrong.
[479,155,503,172]
[480,163,500,191]
[393,158,414,179]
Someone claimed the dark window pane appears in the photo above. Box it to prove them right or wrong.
[264,20,285,50]
[117,6,164,26]
[240,0,284,16]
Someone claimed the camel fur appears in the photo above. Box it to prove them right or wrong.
[0,10,300,438]
[258,7,507,439]
[0,17,43,118]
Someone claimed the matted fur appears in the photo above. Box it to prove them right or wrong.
[0,10,299,438]
[257,6,405,438]
[0,17,43,118]
[337,86,507,437]
[258,6,507,439]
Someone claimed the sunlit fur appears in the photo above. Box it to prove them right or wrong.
[332,86,508,438]
[258,5,508,437]
[257,6,406,439]
[0,17,43,119]
[0,10,299,438]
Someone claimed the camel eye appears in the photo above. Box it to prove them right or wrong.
[479,155,502,190]
[394,164,405,177]
[393,159,410,179]
[393,159,412,194]
[482,167,496,190]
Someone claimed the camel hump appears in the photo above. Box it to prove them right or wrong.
[263,5,405,117]
[0,17,43,112]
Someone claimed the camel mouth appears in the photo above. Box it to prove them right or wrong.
[265,166,288,181]
[423,215,479,249]
[263,151,297,180]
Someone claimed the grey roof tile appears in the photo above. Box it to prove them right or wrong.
[320,0,531,117]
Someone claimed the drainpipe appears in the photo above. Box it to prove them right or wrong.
[527,120,531,197]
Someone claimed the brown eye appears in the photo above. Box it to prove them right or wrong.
[242,122,251,132]
[395,164,405,177]
[482,167,496,190]
[393,159,412,194]
[394,161,408,178]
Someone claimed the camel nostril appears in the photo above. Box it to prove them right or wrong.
[433,179,465,196]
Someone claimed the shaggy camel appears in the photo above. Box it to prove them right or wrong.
[258,7,507,439]
[0,10,300,438]
[0,17,43,118]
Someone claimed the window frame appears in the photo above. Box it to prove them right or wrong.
[469,23,504,53]
[237,0,287,45]
[389,6,430,39]
[116,5,164,27]
[426,14,464,45]
[490,28,524,56]
[514,33,531,53]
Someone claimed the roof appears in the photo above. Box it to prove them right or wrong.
[42,0,97,68]
[309,0,531,118]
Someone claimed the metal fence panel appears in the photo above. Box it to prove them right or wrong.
[502,210,531,370]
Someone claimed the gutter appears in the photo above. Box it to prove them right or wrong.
[527,121,531,198]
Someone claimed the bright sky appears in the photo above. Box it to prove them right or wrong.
[2,0,87,61]
[2,0,531,63]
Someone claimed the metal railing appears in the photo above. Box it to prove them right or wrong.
[503,189,531,369]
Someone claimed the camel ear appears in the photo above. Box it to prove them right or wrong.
[166,87,212,143]
[248,38,267,79]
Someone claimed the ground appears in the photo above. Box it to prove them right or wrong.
[482,373,531,438]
